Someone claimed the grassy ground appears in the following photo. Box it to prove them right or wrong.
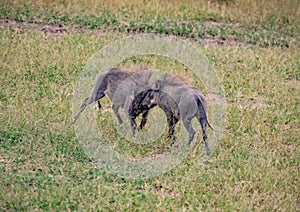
[1,0,299,47]
[1,0,299,211]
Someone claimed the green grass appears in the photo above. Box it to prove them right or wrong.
[1,0,299,47]
[1,0,300,211]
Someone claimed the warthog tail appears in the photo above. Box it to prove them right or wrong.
[195,95,213,131]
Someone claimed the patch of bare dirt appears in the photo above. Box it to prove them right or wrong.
[1,18,244,47]
[201,37,242,46]
[1,18,109,37]
[1,18,66,34]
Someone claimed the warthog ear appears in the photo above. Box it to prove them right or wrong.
[153,80,161,90]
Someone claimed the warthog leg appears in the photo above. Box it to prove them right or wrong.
[166,113,178,141]
[112,104,123,124]
[73,97,90,124]
[183,118,195,146]
[129,117,137,136]
[139,110,150,130]
[199,117,211,155]
[98,101,102,109]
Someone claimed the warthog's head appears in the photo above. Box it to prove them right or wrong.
[128,89,157,119]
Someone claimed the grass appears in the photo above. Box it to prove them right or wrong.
[1,0,300,211]
[1,0,299,47]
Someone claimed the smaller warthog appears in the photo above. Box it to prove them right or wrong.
[128,74,212,154]
[74,68,153,133]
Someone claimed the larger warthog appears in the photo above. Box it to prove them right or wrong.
[74,68,154,133]
[128,73,212,154]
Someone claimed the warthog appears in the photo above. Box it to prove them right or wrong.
[128,73,212,154]
[74,68,154,132]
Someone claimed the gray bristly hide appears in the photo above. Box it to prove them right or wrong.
[128,73,186,138]
[128,73,212,155]
[111,69,155,135]
[73,68,154,135]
